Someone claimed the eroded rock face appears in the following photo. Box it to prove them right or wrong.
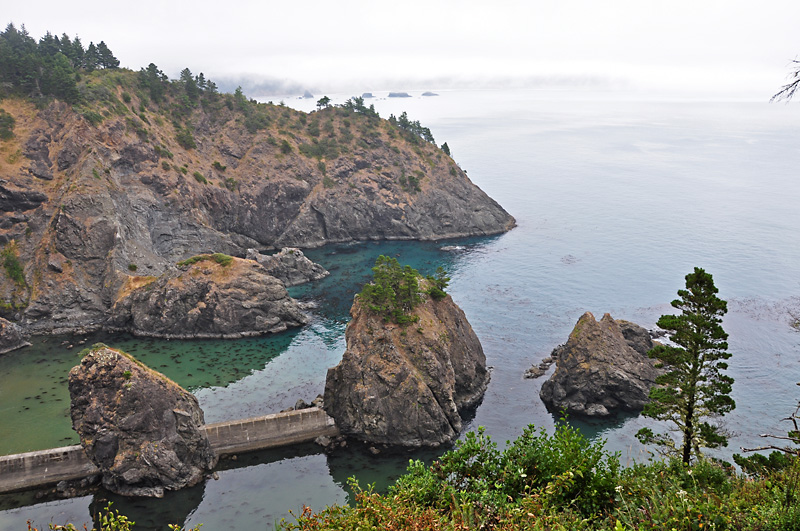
[539,312,659,417]
[68,346,217,497]
[107,256,308,339]
[0,317,31,354]
[245,247,329,287]
[324,289,489,447]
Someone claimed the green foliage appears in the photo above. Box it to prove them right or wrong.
[0,108,15,140]
[212,161,226,171]
[441,141,451,156]
[175,126,196,149]
[81,109,104,125]
[192,171,207,184]
[127,263,137,272]
[161,160,171,170]
[177,253,233,268]
[280,139,293,154]
[1,241,25,287]
[398,170,421,193]
[425,267,450,300]
[224,177,237,191]
[359,255,423,325]
[298,138,339,160]
[637,267,734,465]
[316,95,331,109]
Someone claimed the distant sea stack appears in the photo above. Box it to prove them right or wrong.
[388,92,412,98]
[324,279,489,447]
[69,345,217,497]
[539,312,660,417]
[0,70,514,334]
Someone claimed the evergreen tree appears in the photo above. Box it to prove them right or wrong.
[83,42,99,71]
[441,142,451,157]
[180,67,198,100]
[636,267,735,465]
[139,62,168,102]
[96,41,118,69]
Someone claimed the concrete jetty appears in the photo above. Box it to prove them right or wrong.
[0,407,338,494]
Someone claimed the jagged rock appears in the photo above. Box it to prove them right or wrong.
[324,287,489,447]
[107,255,308,338]
[539,312,660,417]
[245,247,329,286]
[0,317,31,354]
[68,345,217,497]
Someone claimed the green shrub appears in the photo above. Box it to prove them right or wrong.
[280,139,292,154]
[81,109,104,125]
[359,255,423,325]
[224,177,237,191]
[212,161,226,171]
[128,264,137,272]
[175,127,196,149]
[0,108,15,140]
[121,92,132,103]
[177,253,234,268]
[1,242,25,287]
[192,171,207,184]
[161,160,171,170]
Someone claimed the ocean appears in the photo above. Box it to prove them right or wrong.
[1,89,799,530]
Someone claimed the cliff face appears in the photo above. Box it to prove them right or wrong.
[539,312,660,417]
[0,85,514,333]
[68,345,217,497]
[324,289,489,447]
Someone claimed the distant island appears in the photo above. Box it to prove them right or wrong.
[388,92,412,98]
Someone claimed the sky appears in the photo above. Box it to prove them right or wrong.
[5,0,800,99]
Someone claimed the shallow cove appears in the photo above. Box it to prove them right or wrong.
[2,90,800,529]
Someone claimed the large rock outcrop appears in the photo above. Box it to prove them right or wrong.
[0,317,30,354]
[0,95,514,334]
[324,289,489,447]
[245,247,329,287]
[107,255,308,338]
[539,312,660,417]
[68,345,217,497]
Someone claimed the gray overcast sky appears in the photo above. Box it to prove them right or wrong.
[5,0,800,98]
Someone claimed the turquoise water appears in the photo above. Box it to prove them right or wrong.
[2,90,800,529]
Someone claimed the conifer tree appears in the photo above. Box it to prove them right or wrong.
[637,267,735,465]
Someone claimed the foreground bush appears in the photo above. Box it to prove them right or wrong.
[280,423,800,531]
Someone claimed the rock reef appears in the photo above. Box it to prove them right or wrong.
[68,345,217,497]
[107,255,308,339]
[539,312,660,417]
[324,288,489,447]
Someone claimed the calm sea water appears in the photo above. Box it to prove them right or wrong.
[2,89,800,530]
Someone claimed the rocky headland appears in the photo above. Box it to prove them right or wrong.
[107,254,308,339]
[539,312,661,417]
[0,76,514,335]
[324,281,489,447]
[68,345,217,497]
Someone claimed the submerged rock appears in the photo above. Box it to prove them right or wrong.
[245,247,329,287]
[68,345,217,497]
[324,286,489,447]
[107,255,308,338]
[539,312,660,417]
[0,317,30,354]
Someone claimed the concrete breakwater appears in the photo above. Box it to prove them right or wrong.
[0,407,338,494]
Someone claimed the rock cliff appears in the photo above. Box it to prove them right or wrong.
[0,316,30,354]
[539,312,660,417]
[0,82,514,333]
[68,345,217,497]
[107,254,308,338]
[324,287,489,447]
[245,247,329,287]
